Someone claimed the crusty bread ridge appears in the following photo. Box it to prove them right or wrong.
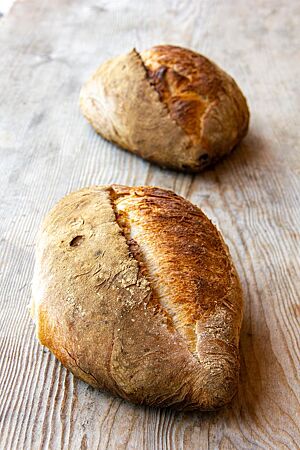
[31,185,243,410]
[80,46,249,171]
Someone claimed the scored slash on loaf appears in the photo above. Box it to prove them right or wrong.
[31,185,243,410]
[80,45,249,171]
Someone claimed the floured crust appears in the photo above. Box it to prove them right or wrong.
[80,46,249,171]
[31,185,243,410]
[80,50,191,169]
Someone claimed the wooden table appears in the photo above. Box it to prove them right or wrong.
[0,1,299,448]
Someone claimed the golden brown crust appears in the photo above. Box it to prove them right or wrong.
[141,45,248,146]
[112,185,242,355]
[31,185,243,410]
[141,46,223,144]
[80,46,249,171]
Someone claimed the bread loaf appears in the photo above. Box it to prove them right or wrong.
[31,185,243,410]
[80,45,249,171]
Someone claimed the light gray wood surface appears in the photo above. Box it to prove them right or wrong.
[0,0,299,449]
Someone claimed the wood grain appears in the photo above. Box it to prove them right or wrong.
[0,0,299,449]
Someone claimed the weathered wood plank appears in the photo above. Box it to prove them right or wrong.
[0,0,299,449]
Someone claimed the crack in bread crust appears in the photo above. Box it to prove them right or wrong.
[79,50,194,171]
[110,186,242,363]
[110,186,205,356]
[134,48,180,130]
[109,187,179,337]
[140,45,249,154]
[141,47,210,145]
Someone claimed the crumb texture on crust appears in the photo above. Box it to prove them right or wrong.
[32,185,243,410]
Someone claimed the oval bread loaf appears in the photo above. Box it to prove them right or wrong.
[80,45,249,172]
[31,185,243,410]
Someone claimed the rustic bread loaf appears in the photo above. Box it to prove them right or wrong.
[80,45,249,171]
[31,185,243,410]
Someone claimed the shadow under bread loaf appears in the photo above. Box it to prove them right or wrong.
[31,185,243,410]
[80,45,249,172]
